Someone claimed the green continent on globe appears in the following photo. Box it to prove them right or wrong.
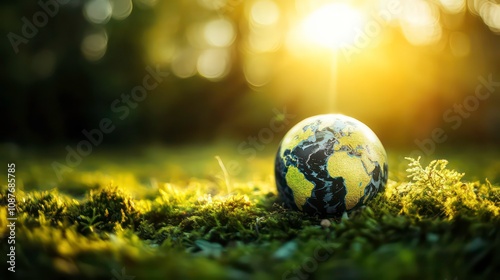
[285,166,315,210]
[275,114,388,218]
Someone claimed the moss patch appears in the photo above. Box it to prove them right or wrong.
[1,154,499,279]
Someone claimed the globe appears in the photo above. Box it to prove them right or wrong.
[275,114,388,218]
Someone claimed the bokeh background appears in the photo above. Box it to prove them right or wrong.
[1,0,499,150]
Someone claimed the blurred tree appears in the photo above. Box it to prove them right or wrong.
[0,0,499,146]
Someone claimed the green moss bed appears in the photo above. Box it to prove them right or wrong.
[1,147,500,279]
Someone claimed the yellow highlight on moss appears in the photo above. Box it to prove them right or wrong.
[285,166,315,210]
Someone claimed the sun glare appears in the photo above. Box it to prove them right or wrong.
[300,3,364,49]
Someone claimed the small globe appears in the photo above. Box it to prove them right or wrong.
[275,114,388,218]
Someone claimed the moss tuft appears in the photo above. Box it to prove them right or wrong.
[78,186,140,233]
[389,158,500,220]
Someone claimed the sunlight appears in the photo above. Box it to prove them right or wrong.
[300,2,365,49]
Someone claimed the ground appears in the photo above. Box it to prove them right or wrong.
[0,143,499,279]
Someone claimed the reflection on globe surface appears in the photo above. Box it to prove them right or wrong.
[275,114,388,218]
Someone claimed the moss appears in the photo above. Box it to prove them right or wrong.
[1,154,499,279]
[393,158,500,220]
[8,189,80,229]
[78,186,140,233]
